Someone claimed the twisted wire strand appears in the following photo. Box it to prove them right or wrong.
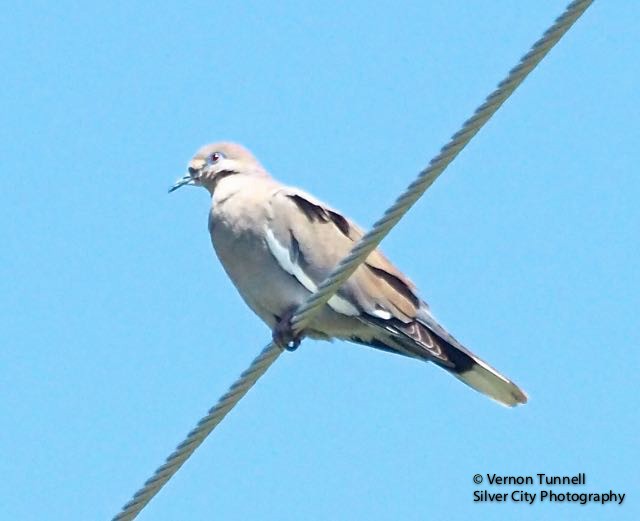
[292,0,593,332]
[113,1,592,519]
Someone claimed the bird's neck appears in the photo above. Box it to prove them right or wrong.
[210,172,271,204]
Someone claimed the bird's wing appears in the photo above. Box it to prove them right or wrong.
[265,187,450,359]
[265,187,420,318]
[264,187,527,406]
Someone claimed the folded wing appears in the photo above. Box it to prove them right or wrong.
[265,187,527,406]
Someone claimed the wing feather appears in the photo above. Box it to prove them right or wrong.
[265,188,420,322]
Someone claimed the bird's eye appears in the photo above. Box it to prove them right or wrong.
[208,152,224,164]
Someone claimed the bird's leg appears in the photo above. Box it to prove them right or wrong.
[272,308,303,351]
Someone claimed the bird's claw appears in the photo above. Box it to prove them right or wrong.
[272,309,302,351]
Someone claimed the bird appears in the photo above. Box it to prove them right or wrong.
[170,142,527,407]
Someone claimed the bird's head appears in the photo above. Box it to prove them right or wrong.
[169,142,264,194]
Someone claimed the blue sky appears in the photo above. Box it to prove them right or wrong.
[2,1,638,520]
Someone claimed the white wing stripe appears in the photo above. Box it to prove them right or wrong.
[372,308,392,320]
[327,294,359,316]
[264,226,359,316]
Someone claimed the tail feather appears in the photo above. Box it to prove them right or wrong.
[450,353,528,407]
[360,314,528,407]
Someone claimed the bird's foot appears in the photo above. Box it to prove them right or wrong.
[272,308,303,351]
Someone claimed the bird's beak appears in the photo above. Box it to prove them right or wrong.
[168,174,195,193]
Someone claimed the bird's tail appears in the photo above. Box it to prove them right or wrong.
[364,315,528,407]
[441,345,528,407]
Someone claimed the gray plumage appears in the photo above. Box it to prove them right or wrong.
[171,142,528,407]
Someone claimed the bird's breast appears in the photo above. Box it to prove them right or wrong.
[207,187,306,327]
